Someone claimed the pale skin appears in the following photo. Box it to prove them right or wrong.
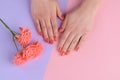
[31,0,63,43]
[31,0,100,55]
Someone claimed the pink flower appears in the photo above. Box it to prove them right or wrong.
[15,27,31,47]
[13,40,43,65]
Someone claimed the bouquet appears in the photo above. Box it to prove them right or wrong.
[0,18,43,65]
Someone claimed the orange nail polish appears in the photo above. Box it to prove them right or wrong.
[61,51,65,56]
[58,28,64,33]
[76,47,80,52]
[49,39,54,44]
[66,50,70,55]
[61,16,65,20]
[39,32,43,36]
[45,38,49,43]
[58,47,62,52]
[54,36,57,41]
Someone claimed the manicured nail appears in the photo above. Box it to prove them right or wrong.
[61,51,65,56]
[61,16,65,20]
[54,36,57,41]
[39,32,43,36]
[49,39,54,44]
[58,27,64,33]
[75,47,80,52]
[66,50,70,55]
[58,47,62,52]
[45,38,49,43]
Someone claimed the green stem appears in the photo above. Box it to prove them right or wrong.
[0,18,19,51]
[0,18,16,36]
[13,37,19,51]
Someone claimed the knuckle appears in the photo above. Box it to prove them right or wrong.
[47,26,52,30]
[72,40,77,44]
[67,39,71,43]
[81,38,86,42]
[60,38,64,44]
[61,35,66,40]
[43,34,47,38]
[66,25,73,31]
[42,26,46,30]
[49,33,53,37]
[54,31,57,35]
[53,23,57,28]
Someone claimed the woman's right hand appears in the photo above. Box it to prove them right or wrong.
[31,0,63,44]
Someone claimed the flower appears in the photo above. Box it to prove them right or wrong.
[0,18,44,65]
[13,40,43,65]
[13,52,27,65]
[0,19,32,50]
[15,27,31,47]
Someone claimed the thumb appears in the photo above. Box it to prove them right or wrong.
[56,5,64,20]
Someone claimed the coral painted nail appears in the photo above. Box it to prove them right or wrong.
[39,32,43,36]
[58,28,64,33]
[45,38,49,43]
[66,50,70,55]
[76,47,80,51]
[54,36,57,41]
[61,16,65,20]
[58,47,62,52]
[61,51,65,56]
[49,39,54,44]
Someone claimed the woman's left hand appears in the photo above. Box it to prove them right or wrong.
[58,1,99,55]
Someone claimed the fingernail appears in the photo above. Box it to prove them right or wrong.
[75,47,80,52]
[39,32,43,36]
[54,36,57,41]
[45,38,49,43]
[58,28,64,33]
[61,16,65,20]
[66,50,70,55]
[49,39,54,44]
[58,47,62,52]
[61,51,65,56]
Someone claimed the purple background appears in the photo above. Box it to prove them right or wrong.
[0,0,68,80]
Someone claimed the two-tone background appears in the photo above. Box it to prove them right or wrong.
[0,0,120,80]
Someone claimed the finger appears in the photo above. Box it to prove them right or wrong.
[32,17,43,36]
[56,4,64,20]
[36,19,42,36]
[40,19,49,43]
[58,18,67,33]
[67,34,81,55]
[61,32,75,56]
[50,17,58,41]
[75,34,86,51]
[58,30,70,53]
[45,18,54,44]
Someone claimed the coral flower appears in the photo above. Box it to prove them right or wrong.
[15,27,32,47]
[13,52,27,65]
[13,40,43,65]
[0,18,43,65]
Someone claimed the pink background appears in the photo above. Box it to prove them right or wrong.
[44,0,120,80]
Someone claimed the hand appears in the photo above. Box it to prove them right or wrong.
[31,0,63,44]
[58,0,100,55]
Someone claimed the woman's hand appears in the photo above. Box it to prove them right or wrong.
[31,0,63,44]
[58,0,100,55]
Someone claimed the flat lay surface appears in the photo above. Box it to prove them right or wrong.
[0,0,120,80]
[0,0,67,80]
[44,0,120,80]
